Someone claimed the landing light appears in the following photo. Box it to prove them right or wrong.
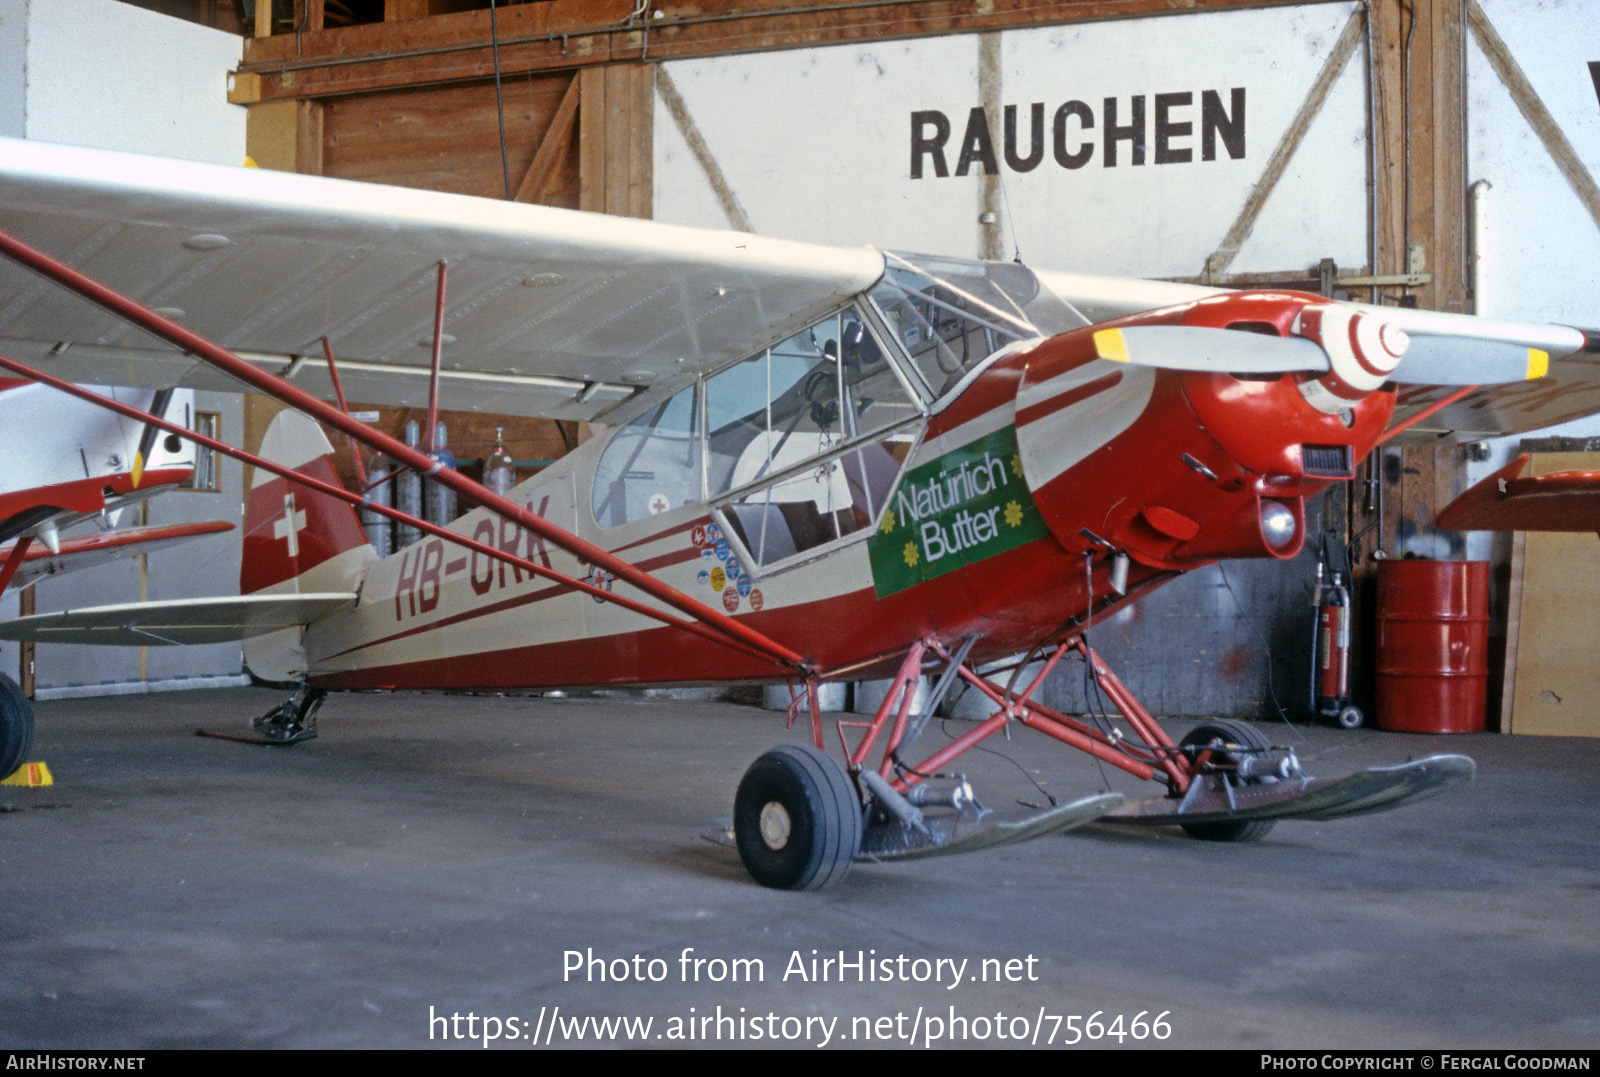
[1261,501,1297,549]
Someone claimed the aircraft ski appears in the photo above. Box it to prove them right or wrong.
[3,141,1594,888]
[1107,752,1476,831]
[857,792,1126,862]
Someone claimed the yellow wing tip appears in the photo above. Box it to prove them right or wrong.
[130,452,145,489]
[1527,349,1549,380]
[2,761,53,787]
[1093,328,1130,363]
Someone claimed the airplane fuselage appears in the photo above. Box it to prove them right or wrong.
[246,288,1393,692]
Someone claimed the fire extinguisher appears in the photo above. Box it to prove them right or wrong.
[1312,563,1364,729]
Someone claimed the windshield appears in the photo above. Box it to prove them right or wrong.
[870,253,1089,397]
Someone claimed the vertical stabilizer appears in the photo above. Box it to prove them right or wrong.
[242,410,375,682]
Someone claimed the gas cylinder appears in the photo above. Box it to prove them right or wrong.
[1316,569,1360,727]
[395,419,423,548]
[484,426,516,496]
[360,449,393,555]
[425,421,457,525]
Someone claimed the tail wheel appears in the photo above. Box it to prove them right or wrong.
[1178,720,1277,843]
[734,745,862,890]
[0,672,36,780]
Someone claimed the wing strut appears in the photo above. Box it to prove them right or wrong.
[320,337,368,489]
[0,227,808,673]
[0,351,788,670]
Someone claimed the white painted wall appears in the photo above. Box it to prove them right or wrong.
[0,0,244,164]
[1461,0,1600,554]
[29,391,247,697]
[656,3,1370,280]
[0,4,26,140]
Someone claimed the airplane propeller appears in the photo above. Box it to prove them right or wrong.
[1091,303,1580,401]
[130,387,175,489]
[1092,325,1329,374]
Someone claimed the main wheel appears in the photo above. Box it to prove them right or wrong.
[1177,719,1276,843]
[0,672,36,780]
[734,744,862,890]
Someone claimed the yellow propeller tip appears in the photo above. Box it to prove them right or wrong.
[1093,328,1130,363]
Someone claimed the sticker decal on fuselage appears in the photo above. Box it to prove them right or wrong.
[867,425,1049,598]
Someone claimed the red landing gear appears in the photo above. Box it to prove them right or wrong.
[734,636,1474,889]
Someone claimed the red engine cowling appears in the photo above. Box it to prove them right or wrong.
[1014,291,1396,571]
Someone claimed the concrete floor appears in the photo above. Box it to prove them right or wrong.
[2,686,1597,1050]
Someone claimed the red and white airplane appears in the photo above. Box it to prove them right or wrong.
[0,379,209,587]
[0,377,234,777]
[0,137,1595,888]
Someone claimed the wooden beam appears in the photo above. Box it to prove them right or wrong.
[1467,0,1600,236]
[1203,8,1364,282]
[239,0,1305,102]
[514,75,580,203]
[579,65,607,214]
[387,0,431,21]
[244,100,300,171]
[655,66,749,230]
[19,585,33,698]
[296,100,325,175]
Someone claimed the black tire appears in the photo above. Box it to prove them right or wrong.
[0,672,36,781]
[1178,719,1276,843]
[1336,705,1365,730]
[734,745,862,891]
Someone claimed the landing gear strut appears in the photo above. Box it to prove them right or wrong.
[732,632,1473,888]
[252,687,325,745]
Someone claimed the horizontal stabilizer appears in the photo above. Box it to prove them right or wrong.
[0,592,357,645]
[1436,454,1600,534]
[2,520,233,592]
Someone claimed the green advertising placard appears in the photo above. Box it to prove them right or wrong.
[867,425,1050,598]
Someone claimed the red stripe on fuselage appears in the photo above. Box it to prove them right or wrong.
[1015,371,1123,428]
[309,531,1108,691]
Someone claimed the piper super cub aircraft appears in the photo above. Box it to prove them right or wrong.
[0,137,1595,889]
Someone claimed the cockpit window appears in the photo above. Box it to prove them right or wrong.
[704,305,919,565]
[591,382,700,527]
[870,253,1088,398]
[706,306,916,499]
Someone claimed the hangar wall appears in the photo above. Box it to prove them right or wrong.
[653,3,1370,279]
[0,0,244,160]
[1459,0,1600,734]
[0,0,249,697]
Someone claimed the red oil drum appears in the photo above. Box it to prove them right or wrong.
[1374,560,1490,733]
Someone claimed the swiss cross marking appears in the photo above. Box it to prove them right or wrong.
[273,493,308,559]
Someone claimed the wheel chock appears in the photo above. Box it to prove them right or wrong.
[2,761,53,787]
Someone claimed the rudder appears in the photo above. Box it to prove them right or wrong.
[242,409,373,597]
